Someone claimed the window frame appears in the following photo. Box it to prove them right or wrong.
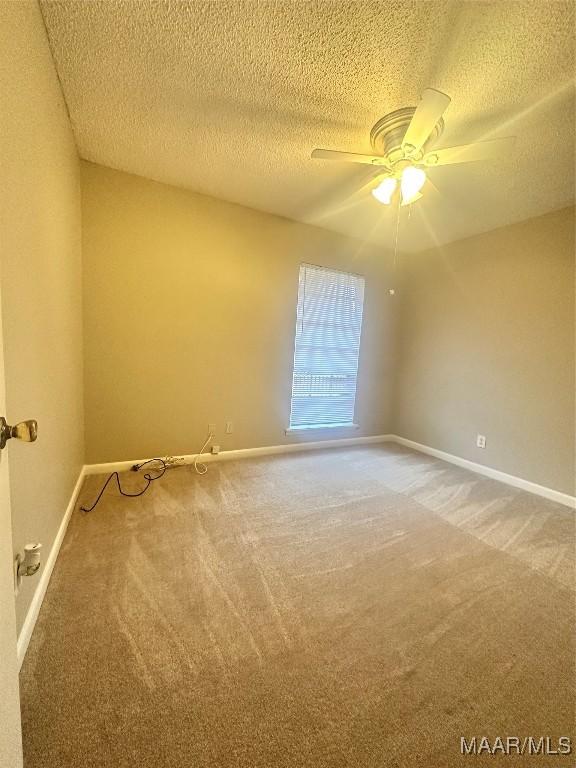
[286,263,365,433]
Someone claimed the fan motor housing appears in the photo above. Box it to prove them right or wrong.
[370,107,444,164]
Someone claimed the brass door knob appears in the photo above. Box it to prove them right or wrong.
[0,417,38,450]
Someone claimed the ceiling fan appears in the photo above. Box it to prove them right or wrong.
[311,89,515,206]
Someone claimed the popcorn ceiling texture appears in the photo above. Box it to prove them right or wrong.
[40,0,575,252]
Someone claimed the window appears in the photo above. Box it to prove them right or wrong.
[288,264,365,430]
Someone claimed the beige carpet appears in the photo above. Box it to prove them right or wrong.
[20,445,575,767]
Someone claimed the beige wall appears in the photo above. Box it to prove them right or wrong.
[82,164,574,495]
[0,1,84,632]
[81,162,396,463]
[394,207,575,495]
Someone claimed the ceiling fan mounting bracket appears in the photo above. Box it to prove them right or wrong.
[370,106,444,165]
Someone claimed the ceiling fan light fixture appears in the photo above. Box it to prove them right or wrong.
[312,89,516,211]
[400,166,426,204]
[371,177,397,205]
[401,191,423,207]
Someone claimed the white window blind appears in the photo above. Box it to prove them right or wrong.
[289,264,365,429]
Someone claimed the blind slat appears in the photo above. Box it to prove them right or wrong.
[289,264,365,428]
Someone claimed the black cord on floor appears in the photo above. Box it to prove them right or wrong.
[80,458,167,513]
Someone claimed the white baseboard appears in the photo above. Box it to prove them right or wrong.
[84,433,575,509]
[84,434,394,476]
[17,466,86,668]
[391,435,575,510]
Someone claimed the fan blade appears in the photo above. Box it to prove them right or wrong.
[402,89,451,155]
[311,148,389,166]
[423,136,516,166]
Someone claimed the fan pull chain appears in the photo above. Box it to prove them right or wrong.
[390,197,401,296]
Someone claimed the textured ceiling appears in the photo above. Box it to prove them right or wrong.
[41,0,575,252]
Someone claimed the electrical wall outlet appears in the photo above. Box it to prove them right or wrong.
[476,434,486,449]
[208,423,216,435]
[211,444,220,455]
[225,421,233,434]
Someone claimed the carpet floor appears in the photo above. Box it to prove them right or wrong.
[20,444,575,767]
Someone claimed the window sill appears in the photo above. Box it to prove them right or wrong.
[285,423,360,435]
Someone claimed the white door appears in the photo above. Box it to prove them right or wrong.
[0,276,23,767]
